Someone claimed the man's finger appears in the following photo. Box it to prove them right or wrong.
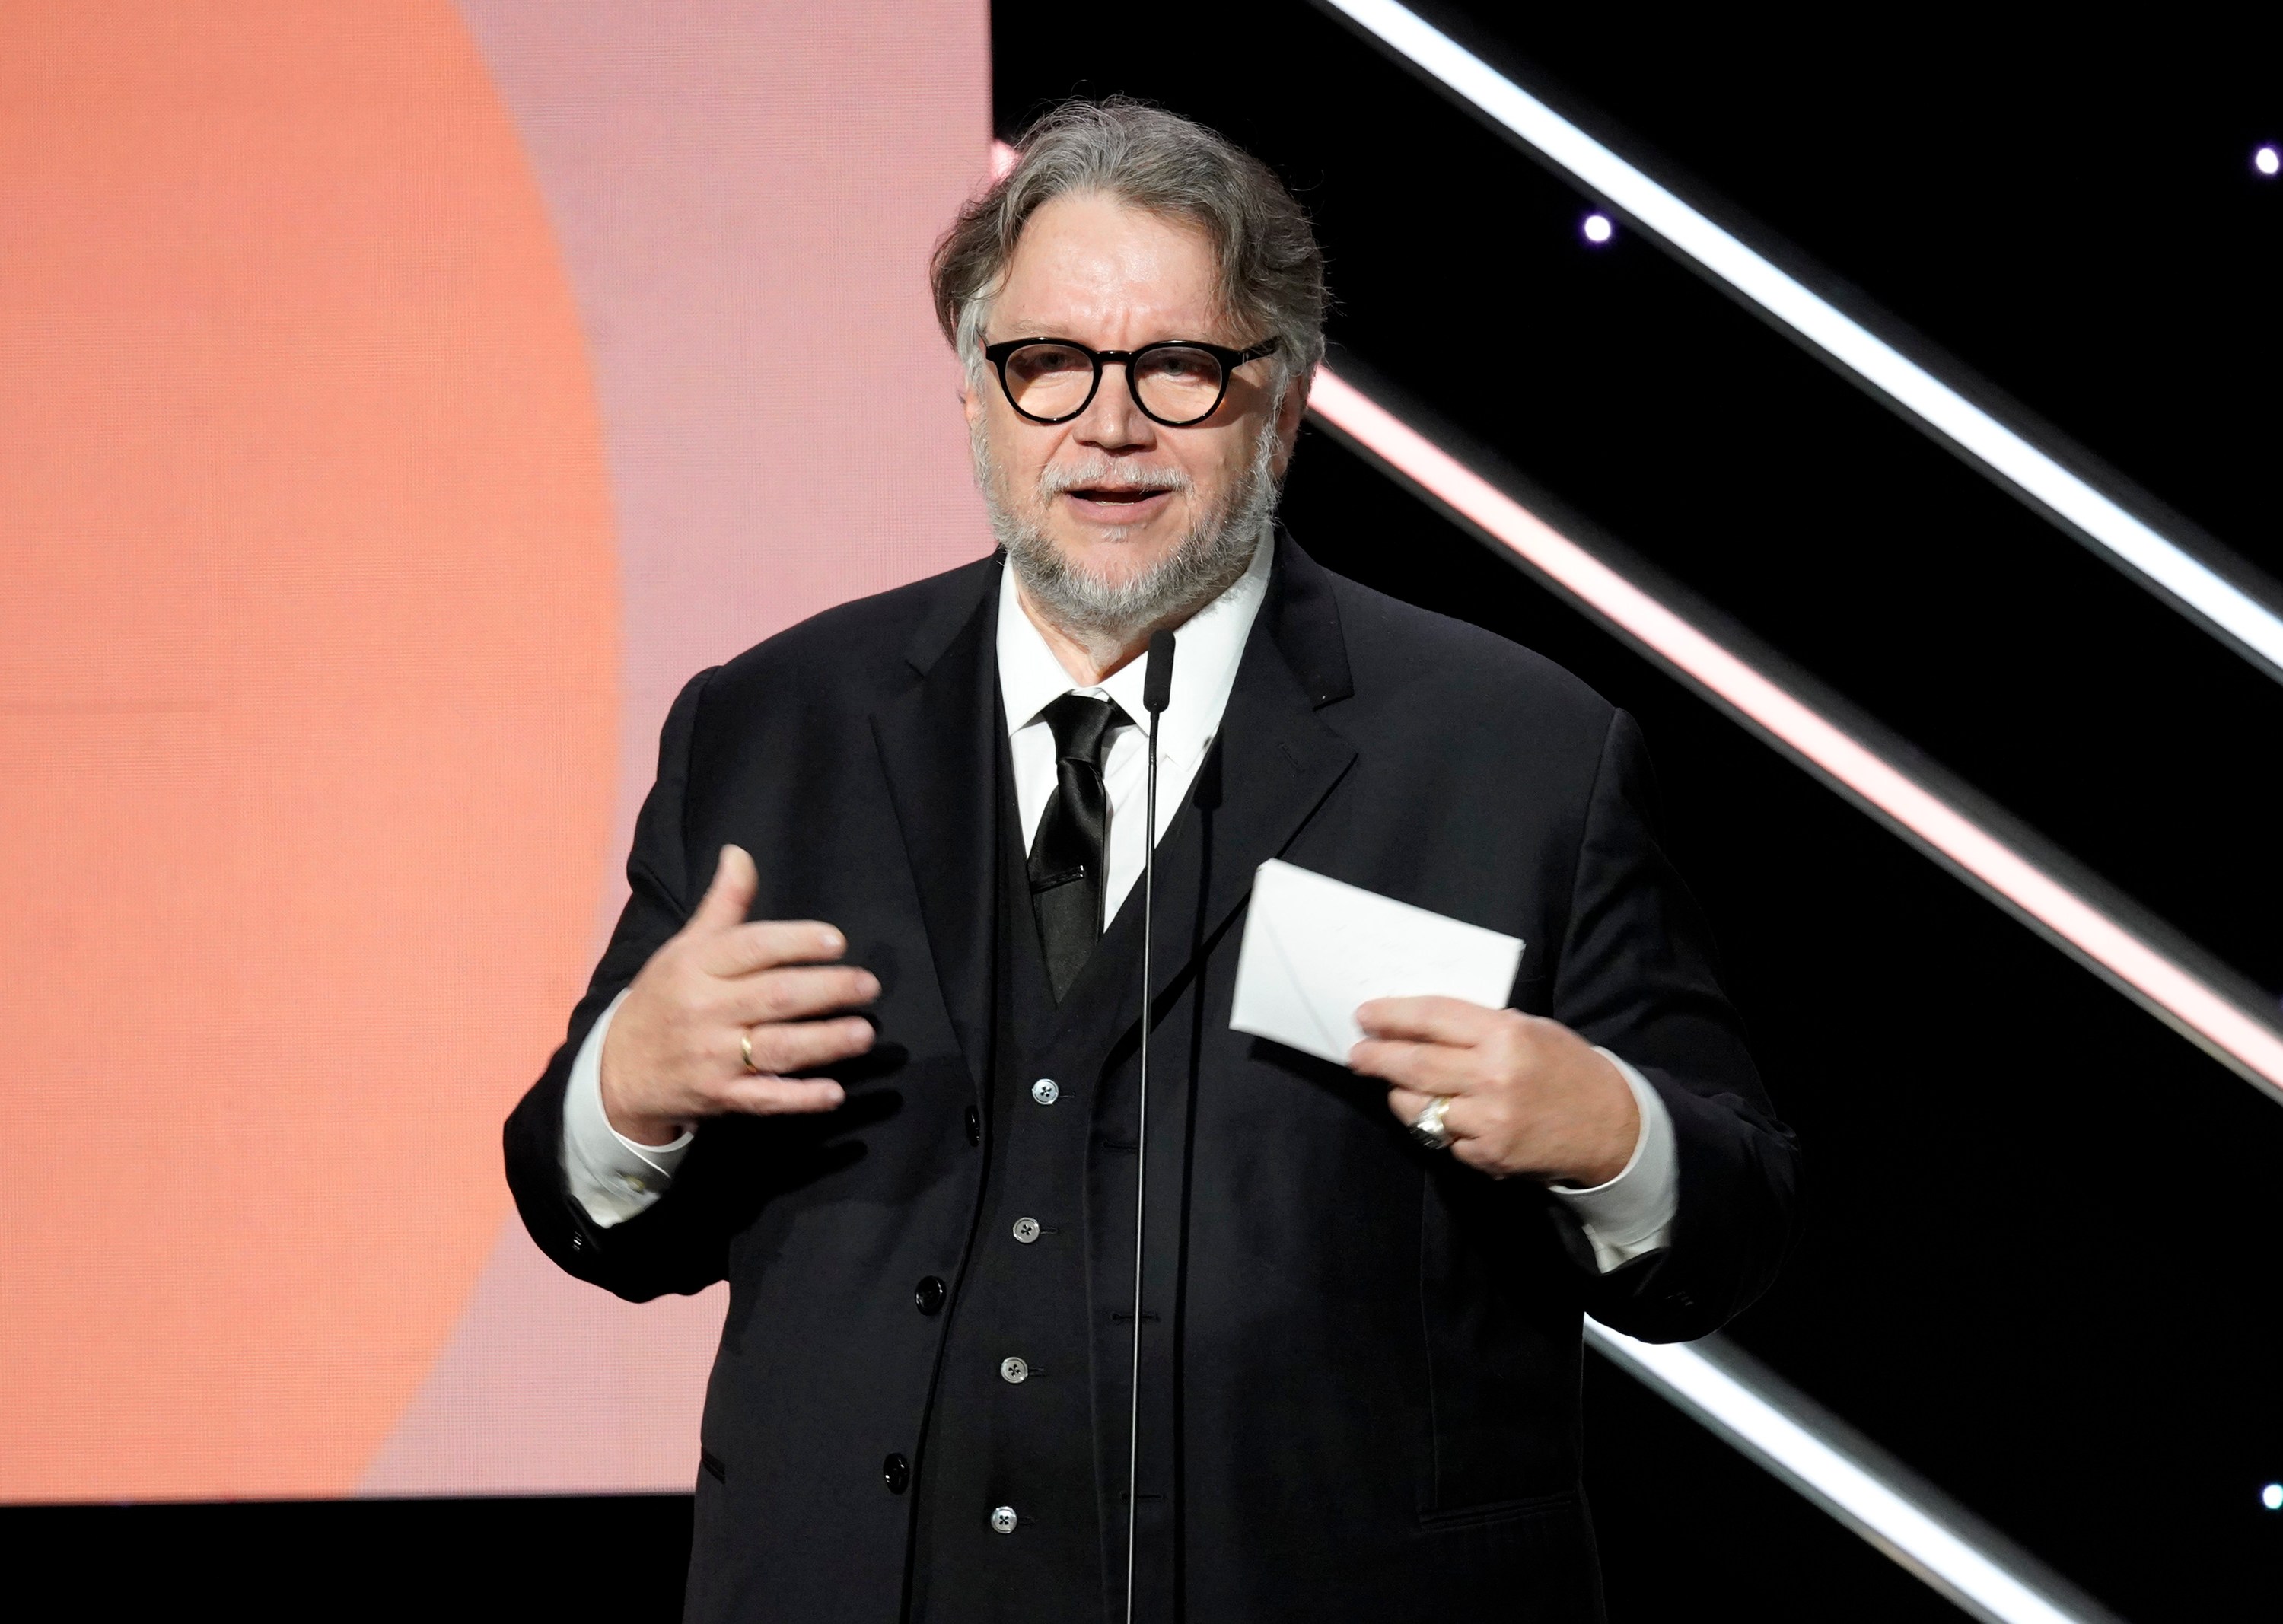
[717,965,879,1026]
[740,1015,876,1077]
[701,919,847,978]
[719,1076,847,1116]
[689,844,761,935]
[1384,1084,1433,1126]
[1354,995,1504,1048]
[1385,1084,1473,1141]
[1349,1036,1482,1096]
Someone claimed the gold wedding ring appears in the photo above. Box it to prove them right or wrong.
[740,1029,760,1075]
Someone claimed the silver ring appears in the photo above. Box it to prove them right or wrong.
[740,1029,760,1075]
[1409,1095,1454,1151]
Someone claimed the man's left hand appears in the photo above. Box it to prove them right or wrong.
[1350,998,1639,1186]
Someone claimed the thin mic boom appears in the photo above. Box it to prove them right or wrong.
[1125,629,1175,1624]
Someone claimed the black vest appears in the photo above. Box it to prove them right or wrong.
[908,728,1159,1623]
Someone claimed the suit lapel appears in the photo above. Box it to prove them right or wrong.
[1053,531,1358,1060]
[871,558,1004,1094]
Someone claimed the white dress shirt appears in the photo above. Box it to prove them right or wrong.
[562,532,1677,1270]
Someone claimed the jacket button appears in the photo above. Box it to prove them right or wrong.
[990,1505,1018,1535]
[964,1105,981,1145]
[1011,1217,1040,1244]
[999,1355,1030,1384]
[1030,1078,1059,1105]
[881,1453,910,1495]
[913,1276,947,1315]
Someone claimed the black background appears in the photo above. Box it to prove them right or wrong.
[12,6,2279,1619]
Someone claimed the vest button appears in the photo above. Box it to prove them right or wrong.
[990,1505,1019,1535]
[912,1276,947,1315]
[1011,1217,1040,1244]
[1030,1078,1059,1105]
[881,1452,910,1495]
[963,1105,981,1145]
[998,1355,1030,1384]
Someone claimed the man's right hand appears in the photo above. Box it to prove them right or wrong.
[599,845,879,1145]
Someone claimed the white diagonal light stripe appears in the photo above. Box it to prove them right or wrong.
[1305,365,2283,1102]
[1318,0,2283,680]
[1587,1323,2122,1624]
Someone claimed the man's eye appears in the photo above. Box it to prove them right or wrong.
[1144,352,1214,382]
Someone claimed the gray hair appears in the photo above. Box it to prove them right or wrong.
[930,99,1327,395]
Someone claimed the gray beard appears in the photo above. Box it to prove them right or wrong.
[974,414,1281,655]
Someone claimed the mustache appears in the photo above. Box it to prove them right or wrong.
[1036,457,1193,497]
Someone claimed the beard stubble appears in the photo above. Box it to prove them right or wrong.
[973,409,1282,656]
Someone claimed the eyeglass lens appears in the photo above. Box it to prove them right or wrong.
[1001,342,1228,425]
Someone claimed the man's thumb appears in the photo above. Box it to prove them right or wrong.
[692,844,759,931]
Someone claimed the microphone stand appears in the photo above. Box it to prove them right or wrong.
[1124,629,1175,1624]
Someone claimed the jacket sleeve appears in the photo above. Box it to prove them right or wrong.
[1546,708,1801,1341]
[502,665,734,1303]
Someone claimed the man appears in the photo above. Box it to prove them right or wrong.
[506,100,1797,1622]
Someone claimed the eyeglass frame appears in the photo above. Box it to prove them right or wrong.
[980,335,1282,428]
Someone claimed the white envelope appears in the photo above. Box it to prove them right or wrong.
[1228,859,1526,1065]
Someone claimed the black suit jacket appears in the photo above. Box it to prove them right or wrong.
[505,533,1799,1622]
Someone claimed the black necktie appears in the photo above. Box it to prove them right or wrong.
[1028,691,1130,1002]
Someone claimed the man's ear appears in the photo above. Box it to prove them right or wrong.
[1270,374,1310,477]
[1279,373,1310,435]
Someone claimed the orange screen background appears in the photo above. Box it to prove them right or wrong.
[0,0,991,1501]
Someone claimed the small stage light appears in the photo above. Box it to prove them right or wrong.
[1581,212,1613,244]
[2262,1482,2283,1511]
[2256,145,2281,177]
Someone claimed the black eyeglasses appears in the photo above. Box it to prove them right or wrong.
[982,336,1280,428]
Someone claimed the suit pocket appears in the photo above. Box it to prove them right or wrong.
[1416,1487,1604,1619]
[1416,1485,1580,1533]
[1416,1169,1583,1515]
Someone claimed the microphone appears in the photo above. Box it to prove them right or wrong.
[1142,628,1176,717]
[1123,629,1174,1624]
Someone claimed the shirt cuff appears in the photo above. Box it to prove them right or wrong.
[1546,1049,1677,1274]
[561,989,693,1229]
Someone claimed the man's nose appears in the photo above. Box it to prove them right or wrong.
[1071,360,1155,451]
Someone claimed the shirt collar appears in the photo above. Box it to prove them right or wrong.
[996,528,1273,757]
